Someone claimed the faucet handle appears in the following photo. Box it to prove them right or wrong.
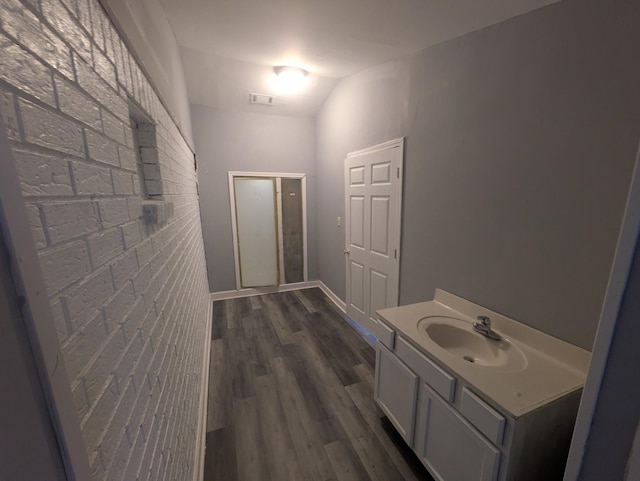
[476,315,491,327]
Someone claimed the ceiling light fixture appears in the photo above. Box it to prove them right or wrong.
[274,66,308,90]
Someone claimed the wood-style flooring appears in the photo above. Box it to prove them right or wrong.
[203,287,434,481]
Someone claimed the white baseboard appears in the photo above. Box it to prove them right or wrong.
[318,281,346,314]
[317,282,375,346]
[210,280,320,301]
[194,298,213,481]
[209,280,379,352]
[210,281,349,318]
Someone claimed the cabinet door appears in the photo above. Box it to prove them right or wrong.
[374,344,418,446]
[419,386,500,481]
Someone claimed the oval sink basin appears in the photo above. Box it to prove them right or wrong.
[417,316,527,371]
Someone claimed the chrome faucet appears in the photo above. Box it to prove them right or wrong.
[473,315,502,341]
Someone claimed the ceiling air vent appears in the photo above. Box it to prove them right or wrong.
[249,92,275,105]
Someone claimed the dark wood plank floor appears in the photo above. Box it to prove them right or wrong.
[203,287,435,481]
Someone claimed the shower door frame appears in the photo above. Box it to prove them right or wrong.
[228,171,308,290]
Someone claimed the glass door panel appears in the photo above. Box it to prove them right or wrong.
[234,177,278,287]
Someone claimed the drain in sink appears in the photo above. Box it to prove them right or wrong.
[463,355,475,363]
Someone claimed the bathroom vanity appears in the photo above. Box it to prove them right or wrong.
[374,290,590,481]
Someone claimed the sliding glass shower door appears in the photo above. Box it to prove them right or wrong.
[233,177,279,287]
[230,172,307,290]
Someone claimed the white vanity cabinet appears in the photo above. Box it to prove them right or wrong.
[374,326,582,481]
[374,344,418,445]
[417,384,500,481]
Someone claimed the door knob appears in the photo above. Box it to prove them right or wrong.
[344,249,350,255]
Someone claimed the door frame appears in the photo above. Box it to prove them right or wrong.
[345,137,404,334]
[563,140,640,480]
[228,171,308,290]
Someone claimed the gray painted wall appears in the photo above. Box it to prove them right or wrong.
[316,0,640,350]
[192,105,318,292]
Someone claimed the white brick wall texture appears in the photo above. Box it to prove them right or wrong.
[0,0,211,480]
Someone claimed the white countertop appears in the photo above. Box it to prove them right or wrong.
[376,290,591,418]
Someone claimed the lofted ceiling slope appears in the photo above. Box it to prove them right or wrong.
[159,0,561,117]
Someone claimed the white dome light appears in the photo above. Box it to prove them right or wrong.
[274,66,308,91]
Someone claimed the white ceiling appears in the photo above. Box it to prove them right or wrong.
[159,0,560,117]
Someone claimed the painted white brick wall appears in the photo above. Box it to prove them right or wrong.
[0,0,211,480]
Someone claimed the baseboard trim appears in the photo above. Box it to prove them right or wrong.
[344,316,377,347]
[210,280,349,316]
[316,283,376,346]
[208,281,376,348]
[194,297,213,481]
[210,281,320,301]
[317,281,346,315]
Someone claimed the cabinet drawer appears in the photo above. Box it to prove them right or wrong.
[377,321,395,350]
[395,336,455,402]
[460,388,505,445]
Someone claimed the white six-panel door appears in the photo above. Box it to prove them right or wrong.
[345,138,404,337]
